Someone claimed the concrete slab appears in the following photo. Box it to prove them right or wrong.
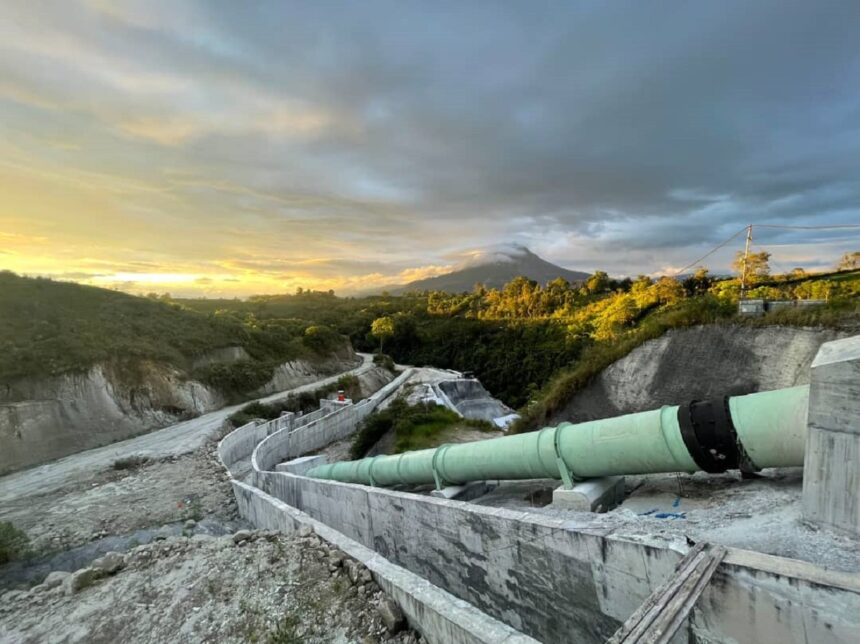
[430,480,496,501]
[552,476,626,512]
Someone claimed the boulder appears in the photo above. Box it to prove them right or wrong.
[232,529,252,544]
[378,598,406,633]
[92,552,126,575]
[64,568,99,595]
[42,571,71,589]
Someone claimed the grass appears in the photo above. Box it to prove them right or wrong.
[350,398,494,457]
[0,521,30,564]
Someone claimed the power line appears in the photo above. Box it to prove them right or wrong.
[754,224,860,230]
[669,227,748,277]
[665,223,859,278]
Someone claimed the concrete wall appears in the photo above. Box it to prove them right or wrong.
[251,369,413,472]
[250,470,860,644]
[219,357,860,644]
[231,480,536,644]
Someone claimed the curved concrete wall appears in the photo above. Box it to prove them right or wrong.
[218,363,860,644]
[217,368,537,644]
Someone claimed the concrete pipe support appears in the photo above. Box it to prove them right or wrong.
[306,385,809,488]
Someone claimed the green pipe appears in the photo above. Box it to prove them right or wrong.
[306,385,809,488]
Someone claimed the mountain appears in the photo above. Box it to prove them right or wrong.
[383,245,589,294]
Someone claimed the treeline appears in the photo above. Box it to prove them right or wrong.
[175,264,860,410]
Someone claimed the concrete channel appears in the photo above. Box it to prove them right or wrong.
[218,339,860,644]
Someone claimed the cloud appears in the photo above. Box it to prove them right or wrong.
[0,0,858,295]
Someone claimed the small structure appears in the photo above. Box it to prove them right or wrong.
[738,298,827,316]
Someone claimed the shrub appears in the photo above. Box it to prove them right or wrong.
[372,353,396,372]
[195,360,276,400]
[302,325,342,354]
[350,399,479,457]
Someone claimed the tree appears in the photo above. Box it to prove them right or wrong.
[653,276,685,305]
[682,267,712,296]
[733,250,770,283]
[371,316,395,353]
[837,251,859,271]
[585,271,610,295]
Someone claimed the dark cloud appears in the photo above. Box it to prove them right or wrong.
[1,0,858,281]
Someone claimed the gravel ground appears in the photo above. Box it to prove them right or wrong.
[471,468,860,572]
[0,529,421,644]
[0,437,237,556]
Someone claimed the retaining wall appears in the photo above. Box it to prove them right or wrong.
[231,480,536,644]
[250,469,860,644]
[218,369,540,644]
[252,369,413,472]
[219,364,860,644]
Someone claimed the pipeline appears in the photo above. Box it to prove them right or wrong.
[306,385,809,489]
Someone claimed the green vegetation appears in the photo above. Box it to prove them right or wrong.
[5,256,857,436]
[228,374,362,426]
[177,264,858,427]
[0,272,346,400]
[0,521,30,564]
[350,398,494,457]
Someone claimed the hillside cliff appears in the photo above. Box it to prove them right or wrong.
[550,325,848,424]
[0,347,359,475]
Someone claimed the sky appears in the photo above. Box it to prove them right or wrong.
[1,0,858,297]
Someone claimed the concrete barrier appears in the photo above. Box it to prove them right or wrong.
[251,369,413,473]
[231,479,536,644]
[219,365,860,644]
[251,469,860,644]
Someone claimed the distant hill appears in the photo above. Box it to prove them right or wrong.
[0,272,344,384]
[382,245,589,294]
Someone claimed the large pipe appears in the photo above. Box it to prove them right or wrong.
[306,385,809,488]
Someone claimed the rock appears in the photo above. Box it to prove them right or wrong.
[298,524,313,538]
[329,552,345,567]
[42,571,71,589]
[92,552,126,575]
[360,569,373,584]
[64,568,99,595]
[184,519,197,529]
[232,530,252,544]
[1,590,26,602]
[378,599,406,634]
[345,560,361,584]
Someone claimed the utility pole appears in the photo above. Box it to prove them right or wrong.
[740,224,753,298]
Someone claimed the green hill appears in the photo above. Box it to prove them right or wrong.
[0,271,344,393]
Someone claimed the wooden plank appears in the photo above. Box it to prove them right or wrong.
[644,546,727,644]
[607,543,727,644]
